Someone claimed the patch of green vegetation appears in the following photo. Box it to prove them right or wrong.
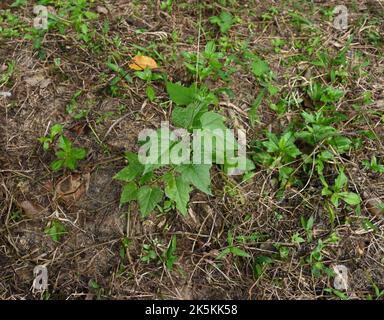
[182,41,236,82]
[38,124,63,151]
[44,220,67,242]
[50,135,87,171]
[0,61,15,87]
[217,230,251,259]
[114,82,254,218]
[209,11,235,34]
[363,156,384,174]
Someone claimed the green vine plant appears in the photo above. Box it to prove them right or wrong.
[114,82,254,218]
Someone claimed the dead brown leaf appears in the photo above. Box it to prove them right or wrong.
[129,55,158,71]
[96,5,108,15]
[55,173,90,203]
[19,200,44,218]
[365,198,384,217]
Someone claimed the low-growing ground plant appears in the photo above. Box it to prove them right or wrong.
[114,81,254,218]
[50,135,87,171]
[44,220,67,242]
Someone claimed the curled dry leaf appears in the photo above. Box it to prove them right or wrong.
[207,249,220,258]
[364,196,384,217]
[96,5,108,15]
[363,192,384,218]
[129,55,158,71]
[55,173,90,203]
[41,180,53,192]
[69,121,89,136]
[19,200,44,218]
[47,6,57,15]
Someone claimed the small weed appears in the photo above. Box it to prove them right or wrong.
[114,82,253,218]
[209,11,235,34]
[253,256,274,279]
[0,61,15,86]
[321,169,361,208]
[217,230,251,259]
[160,0,173,13]
[164,235,177,271]
[362,156,384,174]
[38,124,63,151]
[141,242,160,263]
[50,136,87,171]
[44,220,67,242]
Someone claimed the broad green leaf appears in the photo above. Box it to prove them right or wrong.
[114,152,144,182]
[84,11,99,19]
[171,105,198,129]
[334,170,347,192]
[284,142,302,158]
[216,247,231,259]
[114,166,138,182]
[331,193,340,207]
[209,16,221,24]
[137,186,163,217]
[177,164,212,195]
[218,11,234,33]
[166,82,196,105]
[230,247,251,258]
[65,157,77,171]
[279,132,301,158]
[200,112,226,130]
[139,171,154,185]
[338,192,361,206]
[120,182,138,205]
[164,175,191,215]
[51,124,63,136]
[58,135,71,151]
[71,148,87,160]
[266,82,279,96]
[44,220,67,242]
[263,132,279,153]
[50,159,64,171]
[204,41,217,55]
[331,135,351,153]
[140,130,176,174]
[146,85,156,101]
[171,101,208,129]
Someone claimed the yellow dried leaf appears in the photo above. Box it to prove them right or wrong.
[129,55,158,71]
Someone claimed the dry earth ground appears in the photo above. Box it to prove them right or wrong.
[0,0,384,300]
